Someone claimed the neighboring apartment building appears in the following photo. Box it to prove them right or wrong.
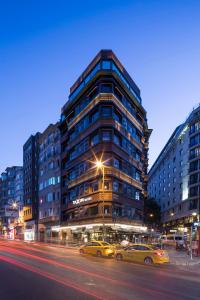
[0,166,23,237]
[38,123,61,242]
[57,50,150,242]
[188,105,200,221]
[14,167,24,210]
[23,133,40,241]
[148,105,200,233]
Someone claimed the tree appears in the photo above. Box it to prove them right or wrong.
[144,197,161,227]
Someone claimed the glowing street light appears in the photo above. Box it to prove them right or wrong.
[12,202,17,209]
[192,212,197,217]
[95,160,104,170]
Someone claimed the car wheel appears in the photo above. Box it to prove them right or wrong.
[144,257,153,265]
[116,253,123,261]
[80,249,84,254]
[96,250,102,257]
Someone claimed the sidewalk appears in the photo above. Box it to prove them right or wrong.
[167,248,200,272]
[0,238,80,250]
[24,240,80,250]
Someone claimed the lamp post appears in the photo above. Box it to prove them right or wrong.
[190,212,198,260]
[149,214,154,241]
[10,202,18,240]
[95,159,105,241]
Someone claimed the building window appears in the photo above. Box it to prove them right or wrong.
[91,181,98,192]
[101,106,112,118]
[113,181,119,192]
[84,183,89,194]
[190,161,198,172]
[100,83,112,93]
[69,189,76,201]
[102,130,111,141]
[135,172,140,181]
[190,173,198,185]
[190,186,198,197]
[114,134,120,146]
[47,192,53,202]
[91,134,99,146]
[190,135,199,147]
[90,110,99,123]
[104,206,110,215]
[89,206,98,216]
[104,181,110,190]
[113,158,120,169]
[79,185,84,196]
[113,109,122,123]
[102,60,111,70]
[135,191,140,200]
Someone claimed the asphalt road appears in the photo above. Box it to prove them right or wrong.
[0,240,199,300]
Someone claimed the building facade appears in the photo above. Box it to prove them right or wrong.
[57,50,150,243]
[188,106,200,222]
[148,105,200,237]
[38,123,61,242]
[23,133,40,241]
[0,166,23,238]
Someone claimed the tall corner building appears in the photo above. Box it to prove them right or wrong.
[148,105,200,237]
[23,133,41,241]
[58,50,151,242]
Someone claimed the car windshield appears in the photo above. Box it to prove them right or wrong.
[150,245,161,250]
[101,242,110,246]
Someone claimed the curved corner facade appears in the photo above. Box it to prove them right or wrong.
[58,50,150,242]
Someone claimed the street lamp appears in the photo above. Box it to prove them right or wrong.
[190,212,198,260]
[94,158,106,241]
[12,202,17,209]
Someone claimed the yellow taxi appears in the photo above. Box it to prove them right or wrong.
[79,240,115,257]
[115,244,169,265]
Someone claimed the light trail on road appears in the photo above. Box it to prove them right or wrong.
[0,240,199,300]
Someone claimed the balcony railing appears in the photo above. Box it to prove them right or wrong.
[67,166,142,190]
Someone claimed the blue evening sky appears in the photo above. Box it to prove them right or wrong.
[0,0,200,173]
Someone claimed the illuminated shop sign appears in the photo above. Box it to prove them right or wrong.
[24,229,35,241]
[72,197,92,205]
